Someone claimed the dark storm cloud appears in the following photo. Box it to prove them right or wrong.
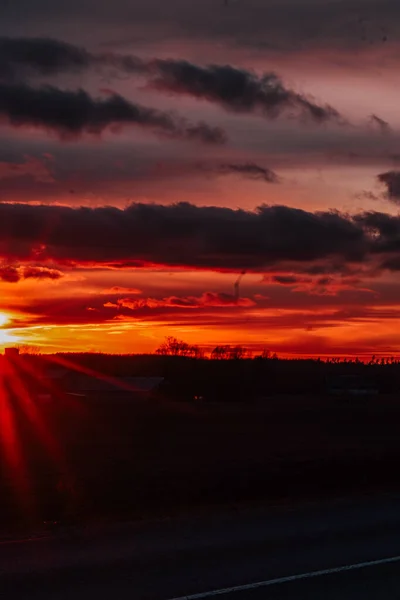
[0,82,225,143]
[377,171,400,203]
[355,211,400,255]
[0,37,92,81]
[215,162,279,183]
[0,36,146,82]
[1,200,400,275]
[148,61,341,123]
[0,201,379,272]
[353,210,400,271]
[0,37,341,124]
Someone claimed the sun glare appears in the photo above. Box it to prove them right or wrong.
[0,313,21,346]
[0,331,20,346]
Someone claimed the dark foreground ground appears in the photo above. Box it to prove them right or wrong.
[1,392,400,533]
[3,495,400,599]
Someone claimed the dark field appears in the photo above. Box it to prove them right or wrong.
[2,389,400,534]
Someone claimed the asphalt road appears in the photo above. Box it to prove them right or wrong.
[3,495,400,599]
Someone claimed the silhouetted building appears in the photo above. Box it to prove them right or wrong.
[4,347,19,358]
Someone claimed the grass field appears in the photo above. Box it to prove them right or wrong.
[1,393,400,533]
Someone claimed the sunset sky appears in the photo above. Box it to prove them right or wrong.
[1,0,400,357]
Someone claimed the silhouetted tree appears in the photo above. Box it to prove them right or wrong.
[228,345,247,360]
[211,345,231,359]
[156,336,201,357]
[190,345,204,359]
[18,344,40,355]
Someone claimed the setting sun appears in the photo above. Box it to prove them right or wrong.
[0,312,21,346]
[0,313,9,327]
[0,331,20,346]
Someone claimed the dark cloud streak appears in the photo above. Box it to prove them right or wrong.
[148,61,341,123]
[370,114,391,135]
[0,37,341,124]
[0,37,92,81]
[1,201,400,274]
[0,264,64,283]
[0,36,147,82]
[0,82,225,142]
[377,171,400,203]
[216,162,279,183]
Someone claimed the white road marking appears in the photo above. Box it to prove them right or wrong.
[167,554,400,600]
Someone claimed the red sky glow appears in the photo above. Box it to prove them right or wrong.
[1,0,400,358]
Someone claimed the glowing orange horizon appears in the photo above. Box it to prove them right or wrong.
[2,311,400,360]
[2,267,400,360]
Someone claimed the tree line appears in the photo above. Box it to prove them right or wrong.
[155,336,278,360]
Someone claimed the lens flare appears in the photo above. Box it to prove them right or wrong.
[0,313,22,346]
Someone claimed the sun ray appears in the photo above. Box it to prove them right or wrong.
[0,357,33,517]
[6,357,64,467]
[48,354,145,393]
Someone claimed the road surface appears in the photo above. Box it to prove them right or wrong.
[2,495,400,599]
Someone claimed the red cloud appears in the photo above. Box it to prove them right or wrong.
[23,266,64,280]
[102,286,142,295]
[105,292,256,311]
[0,266,20,283]
[0,264,64,283]
[0,155,54,183]
[265,273,373,297]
